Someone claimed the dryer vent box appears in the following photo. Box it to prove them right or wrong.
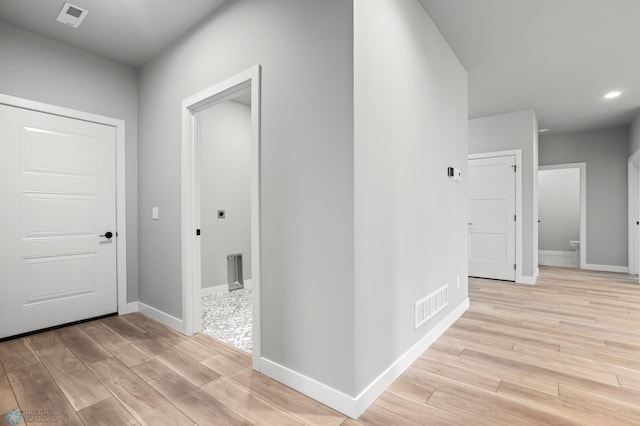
[56,2,88,28]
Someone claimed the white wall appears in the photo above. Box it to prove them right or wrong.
[354,0,469,394]
[0,22,139,302]
[538,169,580,251]
[469,109,538,278]
[198,101,252,288]
[540,127,629,268]
[138,0,355,395]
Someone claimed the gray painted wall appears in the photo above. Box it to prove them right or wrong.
[469,109,539,278]
[0,0,475,405]
[538,168,580,251]
[198,101,252,288]
[138,0,355,395]
[539,127,629,267]
[354,0,469,393]
[631,112,640,154]
[0,22,139,302]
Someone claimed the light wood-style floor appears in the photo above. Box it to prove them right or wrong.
[1,267,639,425]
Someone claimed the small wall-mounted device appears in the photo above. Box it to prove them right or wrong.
[447,167,462,182]
[56,2,89,28]
[217,210,226,219]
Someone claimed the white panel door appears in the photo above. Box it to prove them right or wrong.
[0,104,117,338]
[468,155,516,281]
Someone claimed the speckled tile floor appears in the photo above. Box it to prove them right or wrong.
[201,288,252,353]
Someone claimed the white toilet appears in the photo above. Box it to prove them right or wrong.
[569,241,580,261]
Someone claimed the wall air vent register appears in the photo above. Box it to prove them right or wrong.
[414,285,449,329]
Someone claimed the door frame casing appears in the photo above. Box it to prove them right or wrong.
[468,149,523,283]
[539,163,586,269]
[0,93,128,314]
[628,150,640,278]
[181,65,262,370]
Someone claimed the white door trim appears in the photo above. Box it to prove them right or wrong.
[181,65,262,370]
[468,149,523,282]
[628,150,640,278]
[539,163,586,269]
[0,93,128,315]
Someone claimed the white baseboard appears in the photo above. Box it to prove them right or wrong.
[125,301,185,334]
[539,250,579,268]
[201,279,253,298]
[124,277,255,333]
[540,249,574,255]
[517,275,537,285]
[257,298,470,419]
[352,297,469,417]
[124,302,138,314]
[583,264,629,273]
[259,358,356,417]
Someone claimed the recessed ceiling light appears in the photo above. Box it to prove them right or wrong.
[539,128,550,133]
[604,91,622,99]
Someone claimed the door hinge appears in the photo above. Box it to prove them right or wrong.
[514,264,517,270]
[514,215,517,221]
[512,165,517,172]
[196,229,201,236]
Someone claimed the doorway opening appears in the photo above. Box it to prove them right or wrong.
[181,66,262,368]
[197,89,253,353]
[538,163,586,269]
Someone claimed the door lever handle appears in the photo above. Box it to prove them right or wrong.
[468,222,473,225]
[99,231,113,239]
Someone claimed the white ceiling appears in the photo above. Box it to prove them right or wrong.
[419,0,640,133]
[0,0,228,67]
[2,0,638,133]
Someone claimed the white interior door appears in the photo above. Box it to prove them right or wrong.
[468,155,516,281]
[0,104,117,338]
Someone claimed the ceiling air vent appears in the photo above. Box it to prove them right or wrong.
[56,2,88,29]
